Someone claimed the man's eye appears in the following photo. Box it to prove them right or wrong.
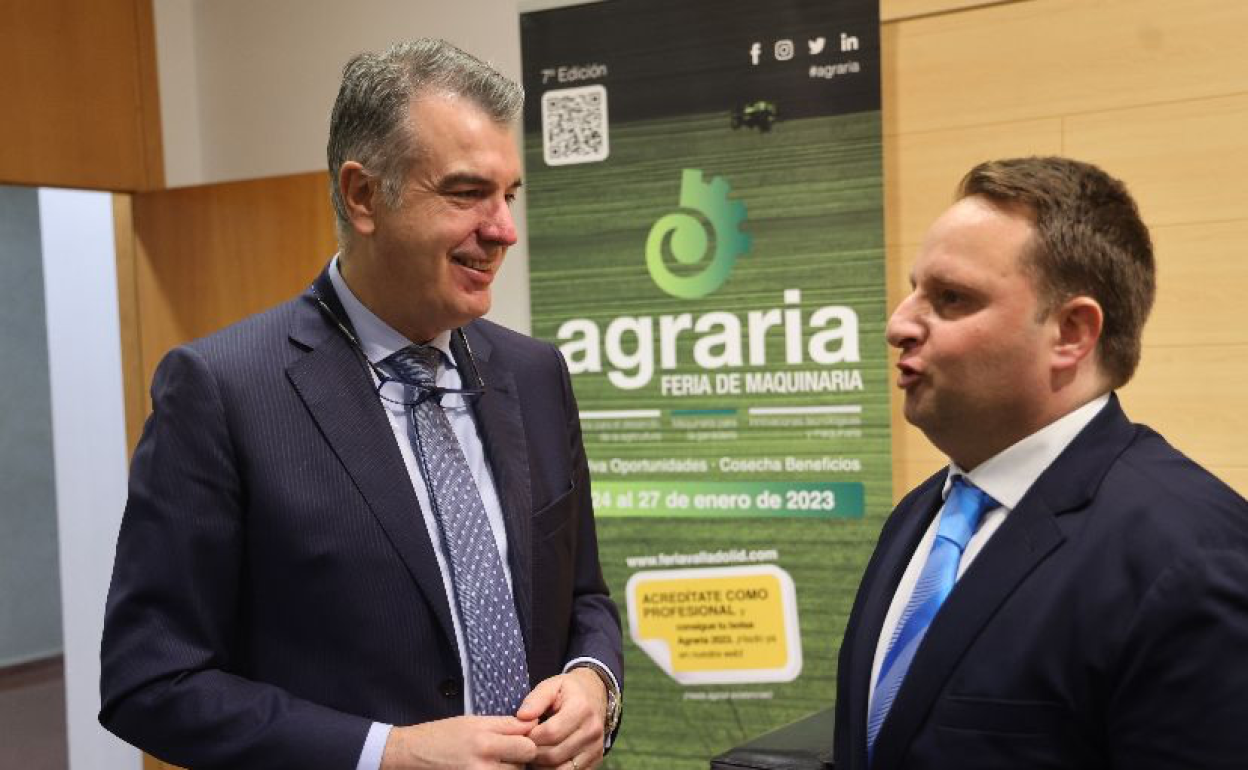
[931,289,973,315]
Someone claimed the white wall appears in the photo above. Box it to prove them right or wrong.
[40,189,140,770]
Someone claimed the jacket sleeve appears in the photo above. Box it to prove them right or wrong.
[554,344,624,726]
[99,345,371,769]
[1108,544,1248,766]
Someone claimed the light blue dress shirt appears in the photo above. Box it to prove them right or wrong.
[328,259,615,770]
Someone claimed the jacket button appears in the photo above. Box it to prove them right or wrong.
[439,678,462,698]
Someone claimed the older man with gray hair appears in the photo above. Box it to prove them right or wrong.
[101,39,622,770]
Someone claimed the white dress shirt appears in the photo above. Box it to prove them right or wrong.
[866,394,1110,710]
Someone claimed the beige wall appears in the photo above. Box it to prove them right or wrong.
[152,0,524,189]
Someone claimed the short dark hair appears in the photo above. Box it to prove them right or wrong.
[326,39,523,242]
[957,156,1155,388]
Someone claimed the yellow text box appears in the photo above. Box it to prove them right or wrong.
[626,565,802,684]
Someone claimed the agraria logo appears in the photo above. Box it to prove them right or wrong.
[645,169,752,298]
[555,166,861,392]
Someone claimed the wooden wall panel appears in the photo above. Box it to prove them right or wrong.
[131,172,336,400]
[113,194,147,455]
[1119,346,1248,470]
[883,118,1064,249]
[886,0,1248,136]
[0,0,163,190]
[1144,221,1248,349]
[1064,94,1248,229]
[133,0,164,188]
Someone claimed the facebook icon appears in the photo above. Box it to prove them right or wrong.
[748,42,761,65]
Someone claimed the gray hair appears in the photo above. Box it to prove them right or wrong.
[326,39,524,242]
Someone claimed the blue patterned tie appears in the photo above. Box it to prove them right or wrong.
[866,476,998,760]
[381,345,529,715]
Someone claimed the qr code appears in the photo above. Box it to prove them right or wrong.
[541,85,609,166]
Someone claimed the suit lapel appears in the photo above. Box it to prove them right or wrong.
[285,276,459,656]
[458,324,536,651]
[871,493,1065,770]
[872,397,1137,770]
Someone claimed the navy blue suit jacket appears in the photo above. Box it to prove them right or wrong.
[100,273,621,768]
[835,396,1248,769]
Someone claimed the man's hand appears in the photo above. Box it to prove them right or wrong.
[517,668,607,769]
[380,715,537,770]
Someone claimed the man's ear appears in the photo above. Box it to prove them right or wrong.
[1051,296,1103,372]
[339,161,378,237]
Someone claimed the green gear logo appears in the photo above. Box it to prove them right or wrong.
[645,169,751,298]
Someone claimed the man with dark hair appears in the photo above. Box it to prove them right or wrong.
[101,40,621,770]
[834,156,1248,769]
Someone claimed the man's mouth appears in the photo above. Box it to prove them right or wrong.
[451,254,493,273]
[896,361,922,390]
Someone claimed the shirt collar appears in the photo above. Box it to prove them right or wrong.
[327,254,456,369]
[943,393,1110,509]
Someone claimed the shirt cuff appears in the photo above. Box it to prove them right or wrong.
[563,656,621,694]
[355,722,393,770]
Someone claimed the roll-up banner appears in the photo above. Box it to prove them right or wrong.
[522,0,886,764]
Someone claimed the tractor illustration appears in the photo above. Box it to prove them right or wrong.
[731,100,779,132]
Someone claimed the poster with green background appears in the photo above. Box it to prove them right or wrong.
[521,1,885,765]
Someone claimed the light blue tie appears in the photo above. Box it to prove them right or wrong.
[382,345,530,716]
[866,476,998,761]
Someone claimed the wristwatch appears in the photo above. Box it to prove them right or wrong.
[572,661,622,738]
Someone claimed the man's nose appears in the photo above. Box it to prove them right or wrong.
[481,198,518,247]
[885,292,922,350]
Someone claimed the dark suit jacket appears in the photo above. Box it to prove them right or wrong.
[100,272,622,769]
[835,395,1248,769]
